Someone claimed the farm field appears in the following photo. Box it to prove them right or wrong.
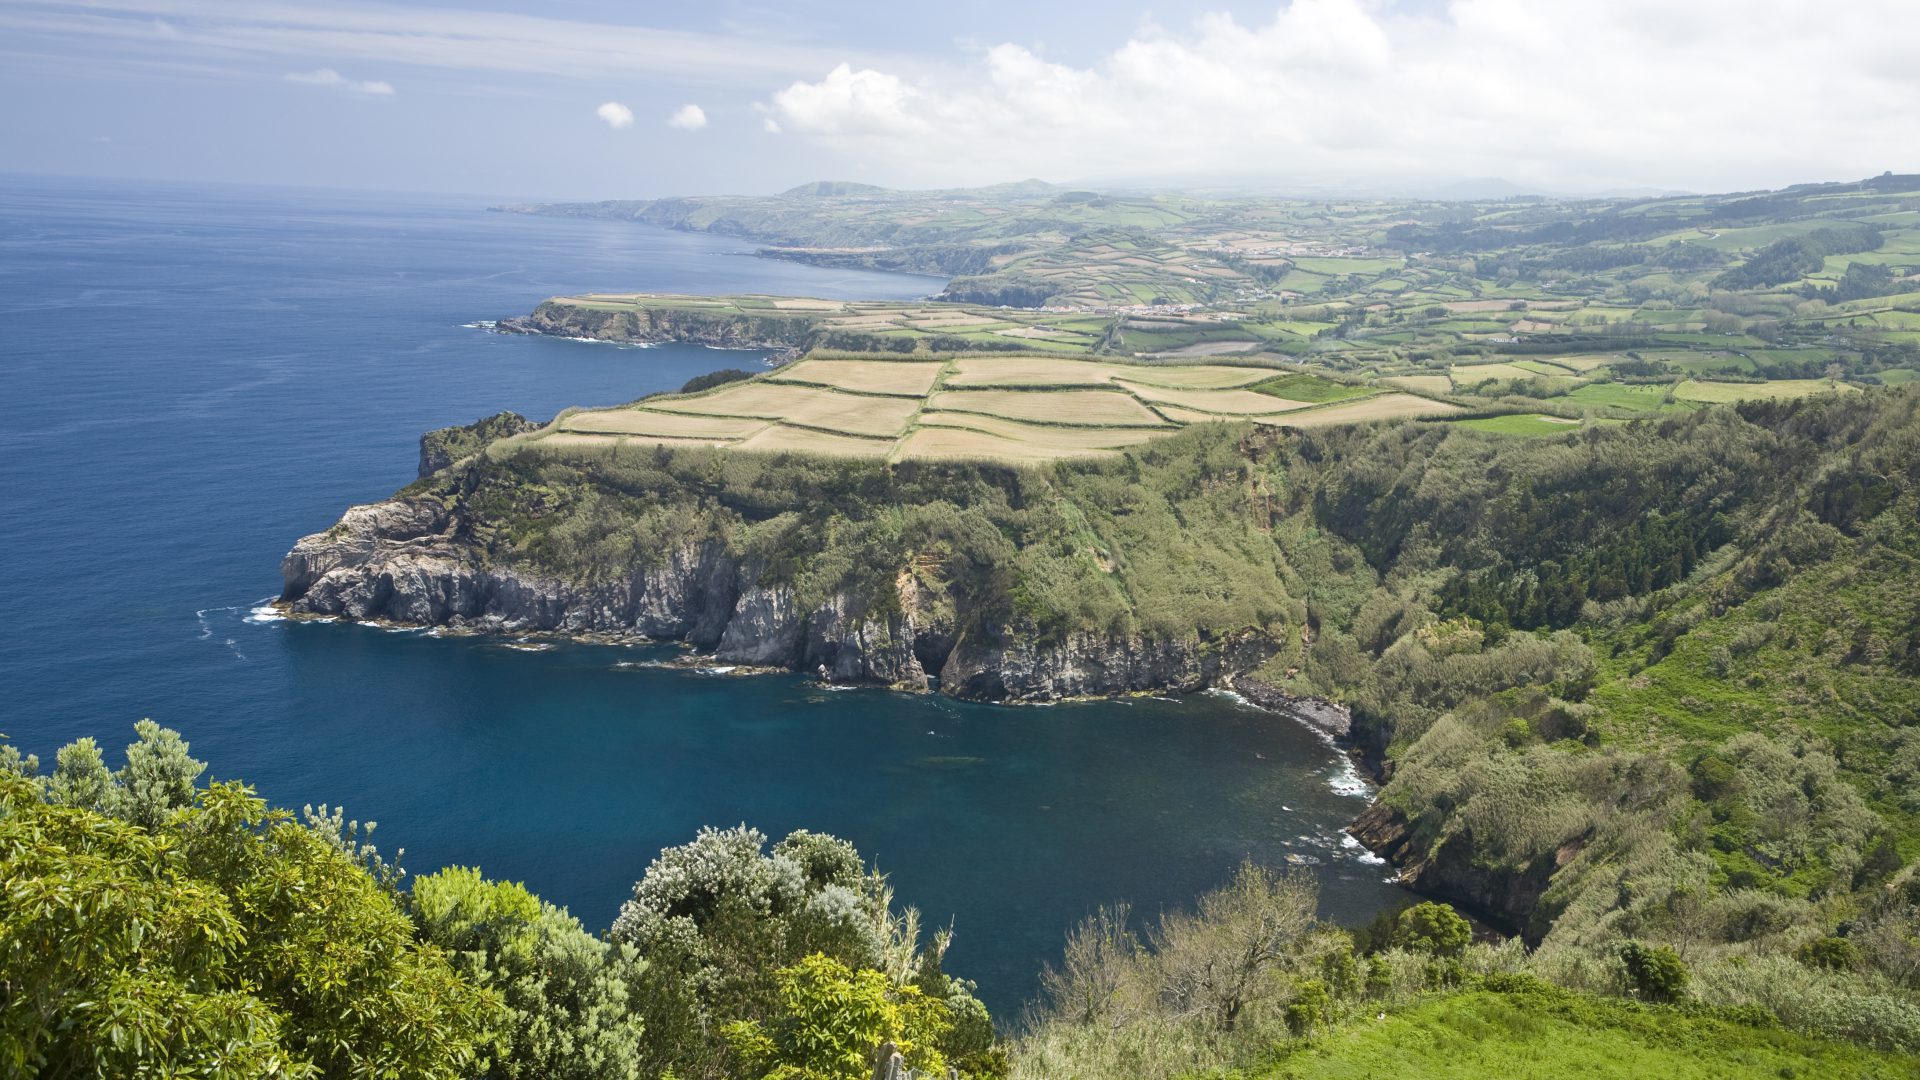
[766,358,946,396]
[928,388,1169,427]
[1450,362,1559,387]
[735,425,892,457]
[556,409,771,438]
[1672,378,1858,403]
[648,382,923,437]
[509,173,1920,408]
[1114,380,1309,415]
[1255,393,1460,427]
[1453,413,1591,436]
[514,353,1451,463]
[1564,383,1691,413]
[1385,374,1454,394]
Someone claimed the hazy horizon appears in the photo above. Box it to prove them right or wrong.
[3,0,1916,201]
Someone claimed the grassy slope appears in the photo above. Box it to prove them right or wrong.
[1257,984,1914,1080]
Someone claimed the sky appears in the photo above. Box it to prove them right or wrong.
[2,0,1916,200]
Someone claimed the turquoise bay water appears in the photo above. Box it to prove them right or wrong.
[0,175,1401,1012]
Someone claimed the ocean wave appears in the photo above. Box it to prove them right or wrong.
[1339,834,1388,865]
[1327,758,1373,798]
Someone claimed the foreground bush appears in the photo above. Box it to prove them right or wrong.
[0,766,499,1078]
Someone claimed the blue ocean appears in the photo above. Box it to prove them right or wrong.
[0,175,1400,1012]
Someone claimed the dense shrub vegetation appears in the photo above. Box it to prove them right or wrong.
[1,726,1000,1080]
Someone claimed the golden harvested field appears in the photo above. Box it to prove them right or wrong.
[542,354,1462,463]
[1113,380,1307,415]
[944,355,1274,389]
[906,314,1000,328]
[767,359,946,396]
[1254,394,1461,427]
[1153,405,1244,426]
[736,425,893,457]
[929,389,1169,427]
[1450,362,1551,386]
[650,383,921,437]
[917,412,1170,450]
[768,298,849,310]
[1385,375,1455,395]
[558,409,770,439]
[531,431,729,451]
[944,356,1123,386]
[1115,364,1274,388]
[894,427,1117,463]
[1673,378,1858,403]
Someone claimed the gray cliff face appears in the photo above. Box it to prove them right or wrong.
[941,624,1275,703]
[279,497,1281,703]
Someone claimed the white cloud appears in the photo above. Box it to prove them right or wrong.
[667,103,707,131]
[4,0,869,86]
[286,67,393,94]
[770,63,924,137]
[759,0,1920,192]
[596,101,634,129]
[762,117,782,135]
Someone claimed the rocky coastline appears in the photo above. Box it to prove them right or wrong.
[494,301,813,361]
[279,493,1281,703]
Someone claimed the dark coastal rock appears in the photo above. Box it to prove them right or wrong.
[1229,675,1352,738]
[1348,801,1583,945]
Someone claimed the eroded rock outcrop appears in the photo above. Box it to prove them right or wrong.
[1348,801,1583,944]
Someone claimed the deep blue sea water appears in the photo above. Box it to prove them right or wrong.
[0,175,1401,1013]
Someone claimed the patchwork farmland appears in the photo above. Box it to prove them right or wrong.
[504,354,1461,464]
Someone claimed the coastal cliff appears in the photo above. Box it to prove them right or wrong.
[496,301,818,351]
[280,495,1277,701]
[279,414,1330,704]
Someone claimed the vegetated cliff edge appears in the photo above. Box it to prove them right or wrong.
[280,415,1331,708]
[496,302,819,351]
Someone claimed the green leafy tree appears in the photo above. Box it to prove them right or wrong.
[0,771,299,1079]
[611,825,993,1078]
[724,953,950,1080]
[44,736,114,813]
[1394,902,1472,958]
[1618,940,1689,1003]
[412,866,648,1080]
[116,718,206,829]
[1,726,502,1080]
